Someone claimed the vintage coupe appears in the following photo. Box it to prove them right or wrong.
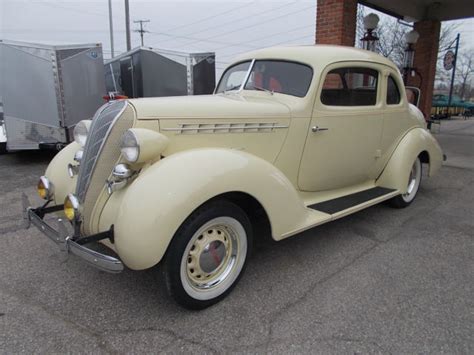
[23,45,443,309]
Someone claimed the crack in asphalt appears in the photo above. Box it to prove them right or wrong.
[103,326,219,353]
[261,243,380,352]
[224,335,388,353]
[0,284,118,354]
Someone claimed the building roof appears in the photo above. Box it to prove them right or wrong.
[360,0,474,21]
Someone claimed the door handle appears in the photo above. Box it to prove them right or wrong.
[312,126,329,133]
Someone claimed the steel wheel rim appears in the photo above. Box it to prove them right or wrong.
[402,159,421,203]
[180,216,247,300]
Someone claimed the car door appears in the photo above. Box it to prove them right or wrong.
[298,63,384,192]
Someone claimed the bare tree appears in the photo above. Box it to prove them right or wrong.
[455,52,474,100]
[356,5,409,67]
[356,4,459,80]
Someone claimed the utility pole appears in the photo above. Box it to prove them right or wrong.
[108,0,114,57]
[447,33,460,117]
[134,19,150,47]
[125,0,131,51]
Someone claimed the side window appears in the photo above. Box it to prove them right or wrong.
[321,67,378,106]
[387,75,401,105]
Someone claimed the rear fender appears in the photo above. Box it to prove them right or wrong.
[377,128,442,192]
[113,148,308,270]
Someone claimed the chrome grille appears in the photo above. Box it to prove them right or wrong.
[76,101,126,201]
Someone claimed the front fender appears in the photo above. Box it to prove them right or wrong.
[377,128,443,192]
[44,142,79,205]
[111,148,309,270]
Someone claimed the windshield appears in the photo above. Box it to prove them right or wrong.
[215,61,251,93]
[216,60,313,98]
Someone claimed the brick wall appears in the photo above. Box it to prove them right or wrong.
[407,20,441,120]
[315,0,358,46]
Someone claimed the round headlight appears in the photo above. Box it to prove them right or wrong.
[64,194,80,221]
[73,120,92,147]
[37,176,54,200]
[120,130,140,162]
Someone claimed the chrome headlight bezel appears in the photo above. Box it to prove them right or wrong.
[37,176,54,200]
[120,129,140,163]
[64,193,81,221]
[73,120,92,147]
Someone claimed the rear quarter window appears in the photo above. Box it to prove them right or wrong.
[387,75,401,105]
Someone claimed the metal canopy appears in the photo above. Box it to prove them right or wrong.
[360,0,474,21]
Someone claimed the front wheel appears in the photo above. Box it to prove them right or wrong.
[389,157,422,208]
[164,200,252,309]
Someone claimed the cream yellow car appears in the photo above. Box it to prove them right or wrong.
[23,45,444,309]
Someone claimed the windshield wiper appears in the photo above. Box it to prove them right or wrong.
[248,85,274,95]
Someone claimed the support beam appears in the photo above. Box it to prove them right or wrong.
[407,20,441,120]
[315,0,358,46]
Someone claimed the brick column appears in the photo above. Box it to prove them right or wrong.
[315,0,357,46]
[407,20,441,120]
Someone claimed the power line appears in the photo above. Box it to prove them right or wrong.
[156,1,257,45]
[167,0,300,46]
[211,24,314,52]
[270,34,315,46]
[147,31,260,49]
[180,3,316,48]
[218,34,314,61]
[35,0,111,18]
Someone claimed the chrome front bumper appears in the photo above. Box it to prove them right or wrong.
[22,193,124,273]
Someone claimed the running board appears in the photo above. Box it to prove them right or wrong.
[308,187,396,215]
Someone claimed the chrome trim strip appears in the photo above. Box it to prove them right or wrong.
[162,122,289,133]
[239,58,255,92]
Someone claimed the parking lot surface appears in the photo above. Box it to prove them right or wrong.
[0,119,473,353]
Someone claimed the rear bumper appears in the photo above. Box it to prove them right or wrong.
[22,193,123,273]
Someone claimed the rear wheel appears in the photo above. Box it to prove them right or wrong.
[0,142,6,154]
[389,157,422,208]
[164,200,252,309]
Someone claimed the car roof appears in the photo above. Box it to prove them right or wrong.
[231,45,398,71]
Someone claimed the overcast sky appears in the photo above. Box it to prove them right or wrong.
[1,0,473,77]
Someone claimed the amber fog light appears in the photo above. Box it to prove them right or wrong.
[64,194,80,221]
[37,176,54,200]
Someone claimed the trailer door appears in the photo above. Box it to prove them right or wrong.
[120,56,135,98]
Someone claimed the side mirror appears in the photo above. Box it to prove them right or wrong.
[405,86,421,107]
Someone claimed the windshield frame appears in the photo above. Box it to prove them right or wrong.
[215,59,255,94]
[215,59,313,98]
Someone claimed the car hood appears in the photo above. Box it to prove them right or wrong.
[127,93,291,120]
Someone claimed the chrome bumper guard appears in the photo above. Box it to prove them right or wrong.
[22,193,124,273]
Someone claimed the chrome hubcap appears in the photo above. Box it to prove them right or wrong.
[180,216,247,300]
[186,226,234,286]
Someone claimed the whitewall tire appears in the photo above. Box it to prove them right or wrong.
[164,200,252,309]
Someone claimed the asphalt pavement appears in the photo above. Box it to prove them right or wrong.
[0,119,473,354]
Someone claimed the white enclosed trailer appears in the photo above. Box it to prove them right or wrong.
[0,40,106,151]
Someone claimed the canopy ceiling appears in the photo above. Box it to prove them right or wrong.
[360,0,474,21]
